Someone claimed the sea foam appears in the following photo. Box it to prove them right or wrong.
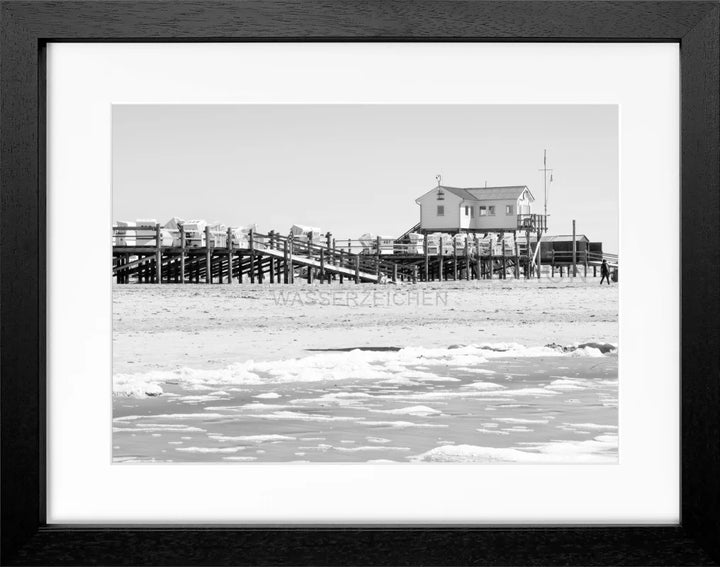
[412,434,618,463]
[113,342,617,398]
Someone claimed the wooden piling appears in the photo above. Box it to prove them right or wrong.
[525,229,531,279]
[331,237,337,284]
[488,236,493,280]
[355,255,360,284]
[438,238,444,281]
[572,219,577,277]
[266,230,273,284]
[179,224,186,284]
[307,231,313,281]
[226,227,233,284]
[204,225,212,284]
[536,230,542,278]
[283,239,289,284]
[464,236,470,280]
[275,234,281,283]
[424,233,429,282]
[155,223,162,284]
[376,236,382,282]
[475,238,481,280]
[453,238,458,280]
[501,233,506,279]
[288,236,294,284]
[320,249,325,283]
[249,230,255,284]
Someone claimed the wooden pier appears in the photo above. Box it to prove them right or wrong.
[112,224,616,284]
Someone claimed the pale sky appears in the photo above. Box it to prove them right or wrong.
[113,104,618,252]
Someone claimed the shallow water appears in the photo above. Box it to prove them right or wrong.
[113,350,618,463]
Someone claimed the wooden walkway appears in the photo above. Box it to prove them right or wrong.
[114,227,401,284]
[113,224,616,284]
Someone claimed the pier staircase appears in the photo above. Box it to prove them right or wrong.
[396,222,421,242]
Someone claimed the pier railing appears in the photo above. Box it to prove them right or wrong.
[548,250,618,266]
[332,235,517,257]
[113,225,566,260]
[517,213,548,232]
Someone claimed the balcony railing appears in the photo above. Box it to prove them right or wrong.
[517,213,548,232]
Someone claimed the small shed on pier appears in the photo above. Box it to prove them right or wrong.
[539,234,590,262]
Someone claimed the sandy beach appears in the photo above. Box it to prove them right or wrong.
[113,279,617,374]
[112,278,618,463]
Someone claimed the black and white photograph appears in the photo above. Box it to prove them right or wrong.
[111,104,619,464]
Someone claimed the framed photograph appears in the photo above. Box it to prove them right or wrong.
[1,1,718,565]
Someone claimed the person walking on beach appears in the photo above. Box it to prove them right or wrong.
[600,259,611,285]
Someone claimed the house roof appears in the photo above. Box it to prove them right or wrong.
[543,234,590,242]
[438,185,533,202]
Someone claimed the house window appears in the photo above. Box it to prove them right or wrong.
[506,205,513,215]
[479,206,487,216]
[464,206,469,216]
[488,206,495,215]
[470,206,475,218]
[437,205,445,216]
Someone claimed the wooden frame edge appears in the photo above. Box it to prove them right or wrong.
[1,1,718,564]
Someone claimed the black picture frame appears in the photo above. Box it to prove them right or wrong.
[1,1,719,565]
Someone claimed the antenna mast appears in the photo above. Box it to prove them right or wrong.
[538,149,553,232]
